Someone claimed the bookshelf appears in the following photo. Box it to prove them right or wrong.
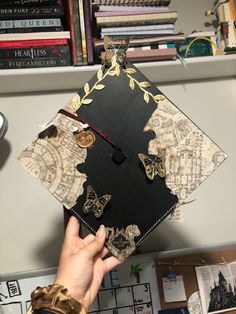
[0,0,235,94]
[0,55,236,93]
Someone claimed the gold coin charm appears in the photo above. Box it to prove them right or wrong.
[75,130,96,148]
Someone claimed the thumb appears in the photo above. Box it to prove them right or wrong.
[64,216,80,243]
[83,225,106,259]
[61,216,80,257]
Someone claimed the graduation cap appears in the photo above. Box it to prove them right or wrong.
[18,37,227,261]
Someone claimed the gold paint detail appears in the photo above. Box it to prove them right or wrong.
[83,185,111,218]
[106,225,141,261]
[73,62,123,111]
[71,39,165,111]
[75,130,96,148]
[123,67,165,104]
[66,94,81,113]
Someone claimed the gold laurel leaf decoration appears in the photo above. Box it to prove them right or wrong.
[108,70,118,76]
[115,65,120,76]
[97,69,103,80]
[129,78,135,90]
[72,99,80,111]
[69,95,81,111]
[82,98,93,105]
[84,83,90,94]
[95,84,105,91]
[140,81,151,88]
[154,94,165,101]
[125,68,136,74]
[111,55,116,65]
[144,92,150,103]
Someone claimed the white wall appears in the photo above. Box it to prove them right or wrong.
[170,0,216,34]
[0,76,235,274]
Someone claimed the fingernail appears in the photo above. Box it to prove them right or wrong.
[97,224,105,236]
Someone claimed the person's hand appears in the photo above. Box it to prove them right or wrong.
[54,216,120,312]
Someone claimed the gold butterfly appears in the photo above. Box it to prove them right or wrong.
[103,35,130,67]
[138,150,166,180]
[83,185,111,218]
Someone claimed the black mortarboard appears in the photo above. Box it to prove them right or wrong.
[18,37,227,261]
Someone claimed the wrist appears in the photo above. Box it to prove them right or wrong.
[53,280,89,312]
[27,284,87,314]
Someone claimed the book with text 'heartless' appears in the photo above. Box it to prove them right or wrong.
[0,44,70,60]
[18,37,227,261]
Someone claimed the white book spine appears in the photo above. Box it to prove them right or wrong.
[101,29,174,35]
[186,31,216,38]
[101,23,174,32]
[0,31,70,41]
[128,46,152,51]
[0,18,61,29]
[159,44,167,49]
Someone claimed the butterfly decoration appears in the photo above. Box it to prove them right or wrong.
[103,35,130,67]
[83,185,111,218]
[138,150,166,180]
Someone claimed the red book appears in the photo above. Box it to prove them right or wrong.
[0,38,68,48]
[126,47,177,62]
[101,48,177,62]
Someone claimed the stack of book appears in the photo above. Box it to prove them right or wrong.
[92,0,184,63]
[67,0,94,65]
[0,0,71,69]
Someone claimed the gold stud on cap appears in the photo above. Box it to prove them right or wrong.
[75,130,96,148]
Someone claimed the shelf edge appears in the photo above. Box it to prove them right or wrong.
[0,55,235,94]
